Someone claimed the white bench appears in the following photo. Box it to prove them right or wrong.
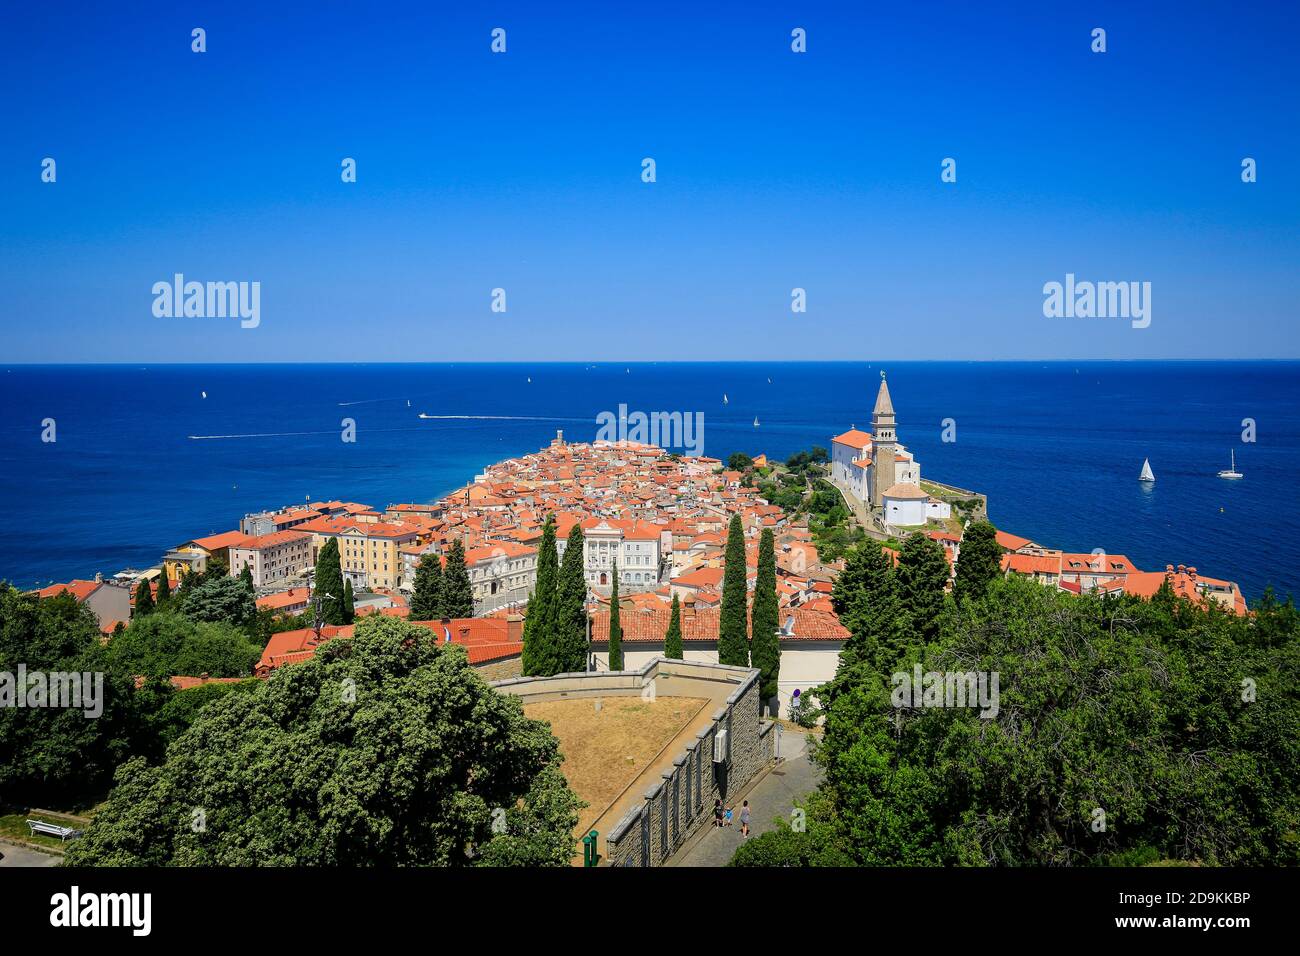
[26,819,82,842]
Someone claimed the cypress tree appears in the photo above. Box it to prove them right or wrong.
[314,537,347,626]
[717,513,750,666]
[896,532,950,644]
[522,516,559,676]
[134,577,155,617]
[953,520,1002,604]
[556,523,588,673]
[238,565,254,593]
[749,528,780,711]
[342,578,355,623]
[410,552,444,621]
[607,561,623,671]
[440,539,474,619]
[664,593,683,659]
[155,571,172,608]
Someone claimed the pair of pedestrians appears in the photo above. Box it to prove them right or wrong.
[713,799,752,836]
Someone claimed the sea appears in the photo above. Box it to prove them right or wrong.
[1,362,1296,603]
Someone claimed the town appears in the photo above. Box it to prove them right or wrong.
[33,371,1247,722]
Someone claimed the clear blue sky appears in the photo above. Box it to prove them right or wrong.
[2,0,1297,362]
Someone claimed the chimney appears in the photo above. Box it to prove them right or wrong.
[1166,564,1175,574]
[1177,564,1186,575]
[506,613,523,642]
[1187,567,1197,580]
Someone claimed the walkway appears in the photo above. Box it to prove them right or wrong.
[667,728,822,867]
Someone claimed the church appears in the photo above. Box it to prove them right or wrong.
[830,372,949,527]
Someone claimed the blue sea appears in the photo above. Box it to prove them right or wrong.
[0,362,1296,603]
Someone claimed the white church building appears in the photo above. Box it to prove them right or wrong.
[831,371,951,526]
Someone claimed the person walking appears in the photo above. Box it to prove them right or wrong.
[740,800,751,837]
[713,799,724,828]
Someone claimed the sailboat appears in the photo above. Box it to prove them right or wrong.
[406,399,411,407]
[1139,458,1154,482]
[1217,449,1243,480]
[753,416,760,428]
[723,393,729,405]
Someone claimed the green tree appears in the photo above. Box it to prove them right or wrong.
[608,563,623,671]
[134,577,155,617]
[664,593,683,659]
[151,680,259,748]
[522,516,559,676]
[953,520,1002,604]
[830,542,905,677]
[238,564,254,593]
[717,514,750,667]
[180,575,257,629]
[749,528,780,711]
[441,539,474,619]
[409,552,444,621]
[108,610,261,679]
[66,615,583,866]
[342,578,355,622]
[895,532,949,644]
[728,452,754,471]
[155,571,172,608]
[313,538,347,626]
[556,524,589,673]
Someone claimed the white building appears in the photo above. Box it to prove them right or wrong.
[830,372,922,509]
[228,530,312,588]
[564,520,667,592]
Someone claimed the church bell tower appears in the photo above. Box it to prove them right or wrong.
[871,371,897,506]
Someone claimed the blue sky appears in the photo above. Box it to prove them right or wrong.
[2,0,1297,362]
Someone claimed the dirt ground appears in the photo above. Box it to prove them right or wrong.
[525,696,708,838]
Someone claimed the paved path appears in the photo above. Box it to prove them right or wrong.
[0,840,61,867]
[668,729,822,867]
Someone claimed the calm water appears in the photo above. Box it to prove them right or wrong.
[0,362,1295,602]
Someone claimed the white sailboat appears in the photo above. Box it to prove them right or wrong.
[1139,458,1154,482]
[723,393,729,405]
[753,415,760,427]
[1217,449,1243,480]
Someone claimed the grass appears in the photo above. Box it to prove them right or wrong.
[0,812,78,853]
[525,696,707,839]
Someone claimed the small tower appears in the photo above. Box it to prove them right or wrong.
[871,370,897,506]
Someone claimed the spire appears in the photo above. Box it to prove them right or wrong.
[873,370,895,417]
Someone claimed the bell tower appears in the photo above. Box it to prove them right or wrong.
[871,370,897,506]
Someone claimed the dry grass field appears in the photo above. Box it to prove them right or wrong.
[525,696,708,838]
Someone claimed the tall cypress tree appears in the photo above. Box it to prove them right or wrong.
[314,537,347,626]
[953,520,1002,604]
[239,564,254,593]
[342,578,355,623]
[717,513,750,666]
[664,593,683,659]
[556,523,588,673]
[896,531,950,644]
[155,571,172,608]
[410,552,444,621]
[607,560,623,671]
[522,516,559,676]
[441,539,474,619]
[134,577,155,617]
[749,528,780,711]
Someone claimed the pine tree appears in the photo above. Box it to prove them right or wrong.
[156,571,172,608]
[556,523,588,673]
[314,537,347,626]
[134,578,155,617]
[664,593,683,659]
[410,552,444,621]
[239,565,254,593]
[896,532,950,644]
[953,520,1002,604]
[342,578,355,623]
[717,513,750,666]
[607,561,623,671]
[440,538,474,619]
[749,528,780,711]
[522,516,559,676]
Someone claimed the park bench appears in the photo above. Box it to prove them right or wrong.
[26,819,82,842]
